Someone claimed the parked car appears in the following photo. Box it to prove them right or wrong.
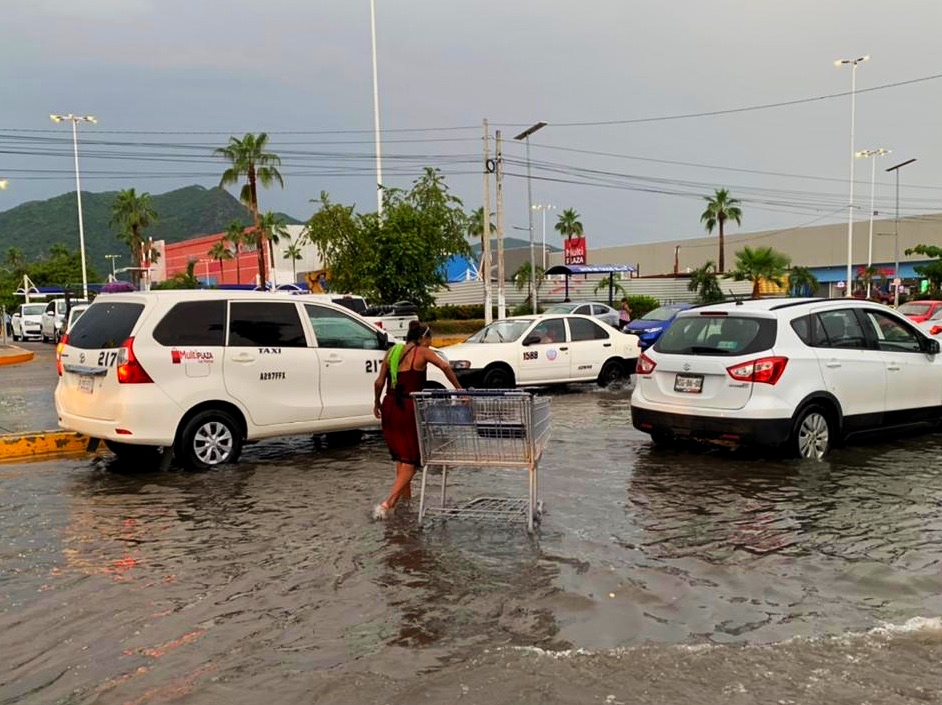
[631,297,942,460]
[57,303,89,342]
[442,313,640,389]
[897,300,942,323]
[543,301,620,328]
[41,298,89,343]
[55,290,451,470]
[918,307,942,337]
[11,303,47,341]
[623,303,693,349]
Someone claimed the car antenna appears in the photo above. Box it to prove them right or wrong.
[728,289,744,306]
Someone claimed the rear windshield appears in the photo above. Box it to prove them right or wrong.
[331,297,366,314]
[67,302,144,350]
[655,314,776,356]
[898,302,931,316]
[640,306,682,322]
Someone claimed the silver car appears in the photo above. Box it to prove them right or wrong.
[543,301,620,328]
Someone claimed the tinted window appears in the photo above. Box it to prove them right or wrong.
[153,300,226,346]
[863,310,923,353]
[641,306,681,322]
[569,316,609,341]
[331,297,367,314]
[67,302,144,350]
[228,302,306,347]
[817,309,867,349]
[574,304,592,315]
[656,315,776,355]
[305,304,384,350]
[21,304,46,316]
[529,318,567,344]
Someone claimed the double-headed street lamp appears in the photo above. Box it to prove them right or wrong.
[50,113,97,300]
[835,55,869,297]
[886,157,917,308]
[855,147,891,297]
[514,121,547,313]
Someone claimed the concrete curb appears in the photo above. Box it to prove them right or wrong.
[0,346,36,367]
[0,431,91,461]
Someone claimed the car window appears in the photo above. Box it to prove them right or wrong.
[898,302,931,316]
[816,309,868,349]
[544,304,574,314]
[329,296,367,315]
[22,304,46,316]
[641,306,680,322]
[305,304,384,350]
[592,304,612,316]
[529,318,567,344]
[67,302,145,350]
[863,310,923,353]
[228,301,307,347]
[656,315,775,355]
[574,304,591,315]
[467,319,534,343]
[568,316,610,341]
[153,301,226,346]
[45,302,55,315]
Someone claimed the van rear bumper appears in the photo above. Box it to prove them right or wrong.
[55,385,177,446]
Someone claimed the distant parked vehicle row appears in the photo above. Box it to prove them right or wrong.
[11,303,47,341]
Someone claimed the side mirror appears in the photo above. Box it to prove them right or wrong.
[380,331,393,349]
[923,337,941,356]
[522,335,541,346]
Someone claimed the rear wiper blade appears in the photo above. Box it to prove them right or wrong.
[689,346,727,354]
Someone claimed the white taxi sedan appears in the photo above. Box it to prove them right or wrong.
[442,314,641,388]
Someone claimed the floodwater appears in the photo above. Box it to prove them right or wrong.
[2,386,942,704]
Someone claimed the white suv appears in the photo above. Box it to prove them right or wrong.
[41,298,89,343]
[55,290,419,469]
[631,298,942,459]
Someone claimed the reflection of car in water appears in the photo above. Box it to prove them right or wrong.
[623,303,692,349]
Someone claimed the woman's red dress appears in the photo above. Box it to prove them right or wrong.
[380,351,426,466]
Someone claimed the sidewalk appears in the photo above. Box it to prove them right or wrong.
[0,344,36,367]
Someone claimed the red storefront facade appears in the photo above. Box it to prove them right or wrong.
[162,230,262,287]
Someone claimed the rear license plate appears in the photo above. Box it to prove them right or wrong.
[78,375,95,394]
[674,373,703,394]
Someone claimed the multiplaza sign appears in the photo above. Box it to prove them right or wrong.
[171,349,215,364]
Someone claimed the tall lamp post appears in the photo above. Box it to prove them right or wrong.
[50,113,97,300]
[104,254,122,281]
[835,55,869,297]
[369,0,384,216]
[855,147,891,297]
[513,121,547,313]
[532,203,556,272]
[886,157,917,308]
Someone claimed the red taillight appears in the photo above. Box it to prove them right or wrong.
[726,356,788,385]
[116,337,154,384]
[931,325,942,336]
[374,321,384,328]
[636,352,657,375]
[56,333,68,376]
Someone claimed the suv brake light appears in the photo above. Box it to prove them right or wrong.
[56,333,68,376]
[636,352,657,375]
[116,337,154,384]
[727,356,788,385]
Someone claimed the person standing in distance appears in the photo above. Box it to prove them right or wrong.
[618,298,632,331]
[372,321,463,519]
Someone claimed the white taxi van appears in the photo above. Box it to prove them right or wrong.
[55,290,417,469]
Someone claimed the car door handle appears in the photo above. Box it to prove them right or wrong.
[558,346,569,351]
[887,364,901,372]
[825,361,841,368]
[603,343,612,347]
[231,353,256,363]
[325,354,343,363]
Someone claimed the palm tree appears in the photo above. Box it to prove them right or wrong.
[256,211,289,287]
[215,133,284,286]
[225,221,249,285]
[700,189,742,273]
[554,208,584,241]
[467,207,496,239]
[110,189,158,284]
[282,237,303,283]
[688,261,724,303]
[208,238,234,283]
[732,246,791,299]
[787,266,819,297]
[512,260,545,303]
[856,265,881,298]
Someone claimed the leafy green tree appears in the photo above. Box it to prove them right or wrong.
[282,237,303,283]
[225,221,249,285]
[732,246,791,299]
[593,278,626,301]
[467,206,496,240]
[154,259,199,290]
[554,208,584,241]
[787,266,819,297]
[110,189,158,285]
[256,211,288,285]
[688,260,724,303]
[4,247,25,274]
[208,238,234,283]
[700,188,742,273]
[512,260,546,303]
[215,133,284,285]
[856,265,882,298]
[904,244,942,294]
[305,168,470,309]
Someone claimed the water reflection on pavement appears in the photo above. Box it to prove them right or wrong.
[2,385,942,704]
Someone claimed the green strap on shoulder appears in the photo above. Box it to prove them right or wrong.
[388,343,405,387]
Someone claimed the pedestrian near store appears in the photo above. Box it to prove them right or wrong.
[618,298,632,331]
[372,321,463,519]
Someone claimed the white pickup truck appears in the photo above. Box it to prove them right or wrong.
[307,294,418,339]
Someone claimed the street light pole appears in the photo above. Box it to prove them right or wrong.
[104,254,121,280]
[886,157,917,308]
[50,113,96,300]
[835,55,868,297]
[369,0,384,216]
[856,148,891,297]
[532,203,556,272]
[514,121,547,314]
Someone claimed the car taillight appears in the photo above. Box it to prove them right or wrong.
[636,352,657,375]
[116,337,154,384]
[931,325,942,336]
[726,356,788,385]
[56,333,68,376]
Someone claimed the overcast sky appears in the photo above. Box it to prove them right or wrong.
[3,0,942,252]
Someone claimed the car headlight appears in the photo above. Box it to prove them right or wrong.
[450,360,471,370]
[643,327,661,334]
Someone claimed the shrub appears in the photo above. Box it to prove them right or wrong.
[625,295,660,319]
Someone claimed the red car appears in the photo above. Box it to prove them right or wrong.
[897,300,942,323]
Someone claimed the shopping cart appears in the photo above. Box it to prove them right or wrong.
[412,389,551,532]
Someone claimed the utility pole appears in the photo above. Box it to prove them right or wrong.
[495,130,506,319]
[482,119,493,325]
[105,254,121,281]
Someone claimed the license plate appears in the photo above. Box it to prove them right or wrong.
[78,375,95,394]
[674,373,703,394]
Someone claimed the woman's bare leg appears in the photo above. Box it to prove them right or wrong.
[384,462,417,509]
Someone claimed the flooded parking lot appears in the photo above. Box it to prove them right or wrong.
[2,385,942,704]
